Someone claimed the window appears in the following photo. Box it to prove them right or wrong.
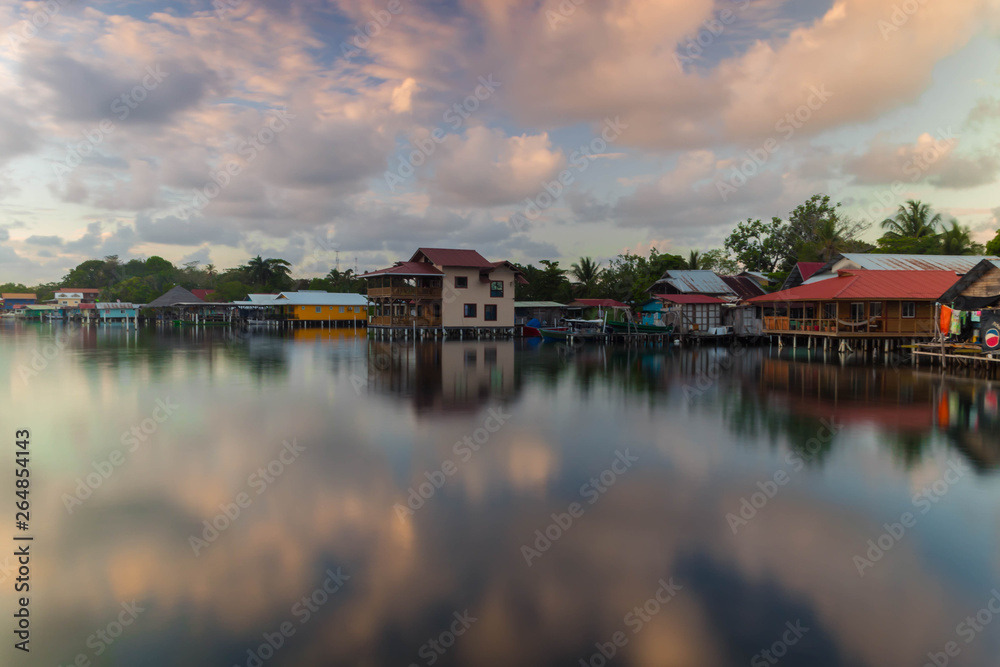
[823,303,836,320]
[850,303,865,321]
[464,303,477,318]
[339,307,345,313]
[870,302,883,318]
[484,304,497,321]
[902,302,916,318]
[300,306,306,311]
[490,281,504,298]
[315,307,321,313]
[455,276,468,288]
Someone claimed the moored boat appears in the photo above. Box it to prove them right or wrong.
[606,319,673,334]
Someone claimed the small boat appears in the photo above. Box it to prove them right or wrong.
[524,325,566,337]
[540,319,607,342]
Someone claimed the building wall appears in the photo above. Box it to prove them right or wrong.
[285,304,367,321]
[959,265,1000,298]
[2,299,35,310]
[441,266,516,327]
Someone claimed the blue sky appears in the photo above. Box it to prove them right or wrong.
[0,0,998,282]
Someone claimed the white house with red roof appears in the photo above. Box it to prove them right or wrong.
[363,248,525,330]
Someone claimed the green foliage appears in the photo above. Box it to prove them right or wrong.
[786,194,869,265]
[987,229,1000,256]
[699,249,741,275]
[569,257,603,298]
[725,217,789,273]
[880,200,942,239]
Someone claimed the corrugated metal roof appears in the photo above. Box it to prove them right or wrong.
[58,287,100,293]
[797,262,825,281]
[720,276,766,301]
[515,301,565,308]
[750,270,960,303]
[1,293,36,300]
[273,292,368,306]
[656,294,727,305]
[656,270,735,295]
[805,254,996,284]
[569,299,628,308]
[411,248,494,268]
[96,302,136,309]
[362,262,445,278]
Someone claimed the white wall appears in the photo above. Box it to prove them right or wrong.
[442,266,517,327]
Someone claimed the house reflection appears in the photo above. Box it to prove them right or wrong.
[366,339,519,413]
[935,383,1000,471]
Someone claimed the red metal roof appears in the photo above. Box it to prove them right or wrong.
[190,289,215,300]
[361,262,445,278]
[79,303,97,310]
[411,248,494,268]
[656,294,727,305]
[749,270,960,303]
[797,262,825,281]
[569,299,629,308]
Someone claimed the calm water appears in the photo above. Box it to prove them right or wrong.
[2,323,1000,667]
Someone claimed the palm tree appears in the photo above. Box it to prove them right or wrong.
[265,258,292,288]
[881,200,942,239]
[245,256,271,286]
[570,257,603,295]
[814,217,847,262]
[205,264,217,279]
[686,250,701,270]
[939,220,978,255]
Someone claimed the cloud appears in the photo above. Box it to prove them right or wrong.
[134,214,245,247]
[844,132,1000,189]
[428,127,566,207]
[25,235,65,247]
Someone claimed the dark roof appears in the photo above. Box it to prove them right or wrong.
[656,294,727,305]
[146,286,204,308]
[720,275,766,301]
[750,270,960,303]
[569,299,628,308]
[361,262,445,278]
[938,259,1000,307]
[780,262,826,291]
[411,248,494,268]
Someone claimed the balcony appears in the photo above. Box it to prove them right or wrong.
[763,316,935,336]
[367,286,442,299]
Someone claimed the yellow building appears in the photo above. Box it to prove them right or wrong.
[272,291,368,325]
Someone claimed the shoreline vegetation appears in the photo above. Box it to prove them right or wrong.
[3,195,998,307]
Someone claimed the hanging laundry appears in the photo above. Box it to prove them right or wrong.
[939,305,952,334]
[950,309,962,335]
[972,311,981,323]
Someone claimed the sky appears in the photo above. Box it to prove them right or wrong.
[0,0,999,283]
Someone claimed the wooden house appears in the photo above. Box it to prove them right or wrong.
[749,270,961,339]
[363,248,525,332]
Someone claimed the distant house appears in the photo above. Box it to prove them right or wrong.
[363,248,525,330]
[802,254,996,285]
[96,303,138,322]
[54,288,100,307]
[190,289,216,301]
[2,293,36,310]
[780,262,825,291]
[750,270,961,339]
[938,259,1000,311]
[272,291,368,325]
[641,294,728,334]
[648,270,736,299]
[514,301,565,327]
[720,275,767,338]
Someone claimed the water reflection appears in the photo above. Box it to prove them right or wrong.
[2,326,1000,667]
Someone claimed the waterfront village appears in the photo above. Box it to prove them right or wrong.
[3,198,1000,374]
